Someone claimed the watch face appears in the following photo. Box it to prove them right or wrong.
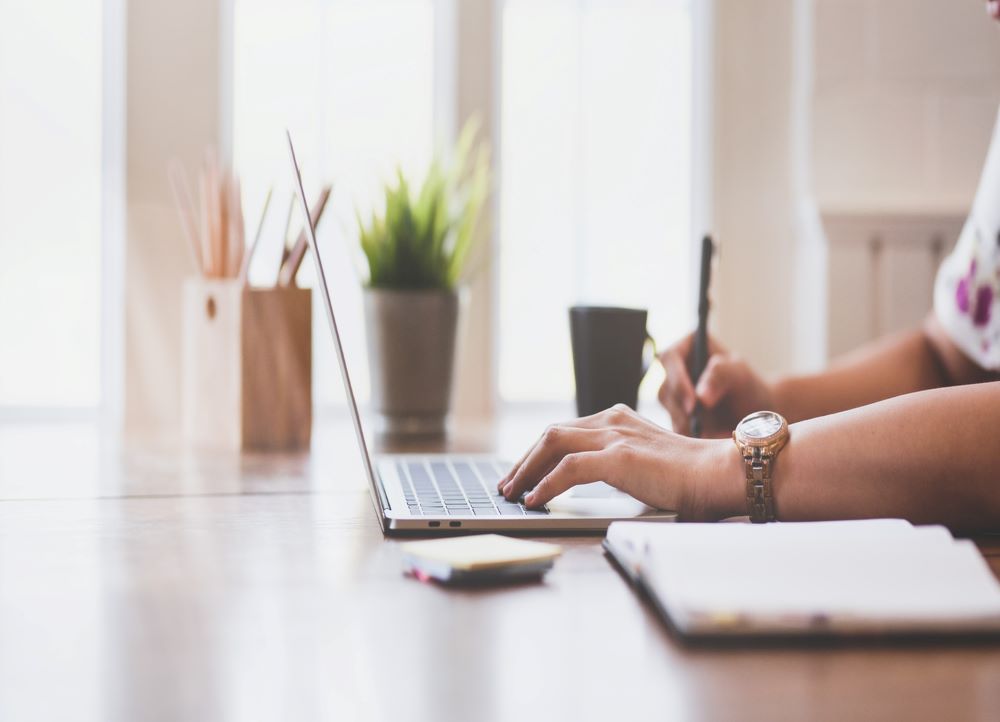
[740,411,783,440]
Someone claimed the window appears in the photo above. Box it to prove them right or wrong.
[0,1,104,410]
[233,0,437,407]
[499,0,694,403]
[233,0,697,411]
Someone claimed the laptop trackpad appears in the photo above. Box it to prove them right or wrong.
[566,481,619,498]
[547,481,653,518]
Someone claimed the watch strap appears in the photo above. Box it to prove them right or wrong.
[744,448,776,523]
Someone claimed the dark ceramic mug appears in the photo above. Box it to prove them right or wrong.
[569,306,656,417]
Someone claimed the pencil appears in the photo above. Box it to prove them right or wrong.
[167,160,203,275]
[278,185,332,287]
[240,187,272,286]
[226,173,244,278]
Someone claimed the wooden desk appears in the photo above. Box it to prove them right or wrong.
[1,413,999,722]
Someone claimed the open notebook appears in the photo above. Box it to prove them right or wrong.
[604,519,1000,639]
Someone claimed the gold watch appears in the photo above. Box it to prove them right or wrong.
[733,411,789,523]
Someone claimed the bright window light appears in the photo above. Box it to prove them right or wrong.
[500,0,693,403]
[0,0,103,409]
[233,0,436,407]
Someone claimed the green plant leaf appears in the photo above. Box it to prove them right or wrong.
[356,116,491,291]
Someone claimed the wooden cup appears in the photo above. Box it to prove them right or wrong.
[182,279,312,450]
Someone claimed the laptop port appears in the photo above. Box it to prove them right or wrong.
[428,521,441,528]
[449,521,461,528]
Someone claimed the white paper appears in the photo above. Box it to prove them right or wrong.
[606,519,1000,635]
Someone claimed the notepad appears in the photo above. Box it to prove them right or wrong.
[604,519,1000,639]
[401,534,562,584]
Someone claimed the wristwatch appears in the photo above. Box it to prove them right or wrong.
[733,411,789,523]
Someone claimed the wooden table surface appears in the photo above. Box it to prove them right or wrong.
[1,411,999,722]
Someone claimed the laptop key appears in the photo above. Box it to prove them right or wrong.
[475,462,502,485]
[431,461,456,481]
[408,462,431,484]
[498,506,524,516]
[455,462,482,487]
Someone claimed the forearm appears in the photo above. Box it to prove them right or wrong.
[705,382,1000,533]
[771,323,950,422]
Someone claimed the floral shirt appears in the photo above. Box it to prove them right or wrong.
[934,108,1000,371]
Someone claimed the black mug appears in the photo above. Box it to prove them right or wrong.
[569,306,655,417]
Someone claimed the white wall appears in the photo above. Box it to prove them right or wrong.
[711,0,802,377]
[813,0,1000,213]
[812,0,1000,365]
[124,0,223,438]
[452,0,497,421]
[710,0,1000,378]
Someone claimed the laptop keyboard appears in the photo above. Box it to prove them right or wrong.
[397,459,549,517]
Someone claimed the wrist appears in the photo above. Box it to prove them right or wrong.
[768,379,789,418]
[770,378,803,423]
[687,438,746,521]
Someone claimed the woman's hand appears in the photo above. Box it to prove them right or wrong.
[657,332,776,437]
[496,404,742,519]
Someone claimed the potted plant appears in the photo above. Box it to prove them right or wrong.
[358,121,490,436]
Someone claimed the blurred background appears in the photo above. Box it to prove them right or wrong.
[1,0,998,438]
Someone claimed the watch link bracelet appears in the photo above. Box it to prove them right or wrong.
[732,411,789,523]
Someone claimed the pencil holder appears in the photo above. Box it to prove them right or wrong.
[182,279,312,450]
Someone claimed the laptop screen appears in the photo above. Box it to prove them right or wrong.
[285,131,387,521]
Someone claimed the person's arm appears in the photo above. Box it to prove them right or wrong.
[699,381,1000,533]
[500,382,1000,534]
[658,314,999,434]
[772,315,996,422]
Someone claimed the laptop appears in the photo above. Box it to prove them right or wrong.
[286,131,677,534]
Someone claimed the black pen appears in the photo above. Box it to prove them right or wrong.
[689,235,714,438]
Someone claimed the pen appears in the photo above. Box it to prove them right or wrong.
[689,235,714,438]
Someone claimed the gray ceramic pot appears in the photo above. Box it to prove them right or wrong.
[363,288,459,436]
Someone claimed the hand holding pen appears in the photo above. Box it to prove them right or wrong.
[657,332,774,437]
[657,237,775,437]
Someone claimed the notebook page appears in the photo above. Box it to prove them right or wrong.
[605,518,916,572]
[607,520,1000,634]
